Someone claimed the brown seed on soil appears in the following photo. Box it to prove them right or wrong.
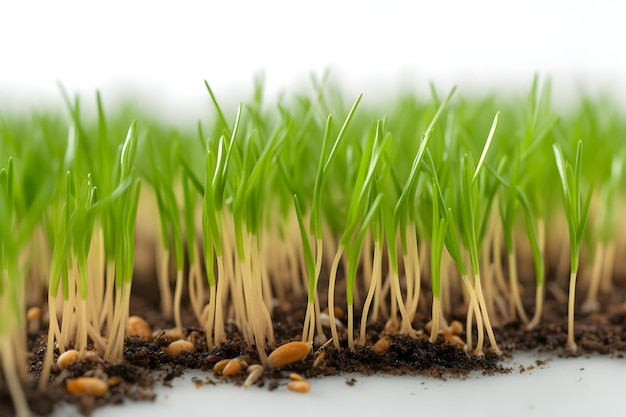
[213,359,231,374]
[162,329,185,341]
[372,336,392,355]
[126,316,152,340]
[66,377,109,397]
[222,358,243,376]
[165,340,194,358]
[57,349,79,370]
[267,341,311,368]
[287,380,310,393]
[289,373,304,381]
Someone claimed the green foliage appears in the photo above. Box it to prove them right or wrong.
[553,141,594,272]
[0,77,624,358]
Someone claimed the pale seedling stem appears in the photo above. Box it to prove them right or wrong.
[553,141,593,352]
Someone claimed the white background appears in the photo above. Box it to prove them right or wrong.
[1,0,625,118]
[2,2,625,415]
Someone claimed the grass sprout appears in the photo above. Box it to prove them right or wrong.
[1,77,625,414]
[552,140,593,352]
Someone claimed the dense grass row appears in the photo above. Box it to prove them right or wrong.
[1,77,625,415]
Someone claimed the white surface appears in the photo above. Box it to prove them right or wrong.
[1,0,626,117]
[53,353,626,417]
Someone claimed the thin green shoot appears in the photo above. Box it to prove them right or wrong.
[552,140,594,352]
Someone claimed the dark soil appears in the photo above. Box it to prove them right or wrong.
[2,277,626,416]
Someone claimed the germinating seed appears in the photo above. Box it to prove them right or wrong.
[287,380,310,393]
[244,364,264,387]
[267,341,311,368]
[165,340,194,358]
[222,358,243,376]
[66,377,109,397]
[126,316,152,340]
[57,350,79,370]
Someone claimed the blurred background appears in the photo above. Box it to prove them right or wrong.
[1,0,624,119]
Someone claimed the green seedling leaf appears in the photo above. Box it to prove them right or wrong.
[293,194,316,301]
[473,111,500,183]
[204,81,231,137]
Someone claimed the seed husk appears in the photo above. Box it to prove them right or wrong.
[267,341,311,368]
[66,377,109,397]
[244,364,264,387]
